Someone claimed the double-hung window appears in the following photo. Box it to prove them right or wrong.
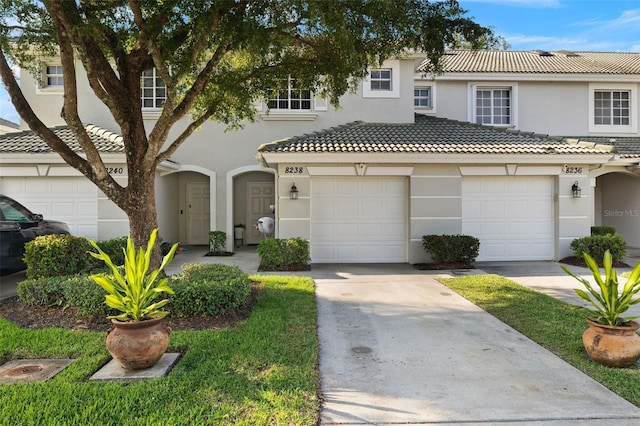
[370,69,392,91]
[475,87,511,125]
[45,65,63,87]
[267,78,311,110]
[414,87,432,108]
[589,84,637,133]
[141,68,166,109]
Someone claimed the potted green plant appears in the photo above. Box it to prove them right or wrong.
[562,250,640,367]
[88,228,179,370]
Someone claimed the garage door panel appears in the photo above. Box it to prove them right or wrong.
[311,177,407,263]
[463,176,553,261]
[1,177,98,239]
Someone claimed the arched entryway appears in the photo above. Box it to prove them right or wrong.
[595,171,640,246]
[227,166,275,250]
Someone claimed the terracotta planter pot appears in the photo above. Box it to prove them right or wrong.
[106,317,171,370]
[582,318,640,368]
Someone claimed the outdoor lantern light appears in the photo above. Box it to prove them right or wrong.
[572,181,581,198]
[290,183,299,200]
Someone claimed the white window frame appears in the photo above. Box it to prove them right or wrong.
[36,62,64,94]
[267,77,313,111]
[45,65,63,87]
[589,83,637,134]
[259,77,327,121]
[468,83,518,128]
[414,86,433,109]
[141,68,166,110]
[363,60,400,98]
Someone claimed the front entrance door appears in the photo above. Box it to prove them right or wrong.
[186,182,210,245]
[246,182,274,244]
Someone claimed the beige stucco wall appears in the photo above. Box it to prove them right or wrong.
[270,161,594,264]
[419,78,640,137]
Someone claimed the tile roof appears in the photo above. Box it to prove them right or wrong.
[259,115,614,156]
[418,50,640,75]
[564,136,640,159]
[0,124,125,153]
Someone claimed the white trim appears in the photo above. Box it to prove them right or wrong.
[363,60,400,98]
[468,82,518,128]
[260,112,318,121]
[588,83,638,134]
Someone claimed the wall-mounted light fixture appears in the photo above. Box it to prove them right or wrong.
[290,183,299,200]
[572,181,581,198]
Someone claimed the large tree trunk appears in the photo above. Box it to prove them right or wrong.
[122,172,162,269]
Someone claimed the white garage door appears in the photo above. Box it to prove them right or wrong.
[311,177,407,263]
[462,176,553,261]
[0,177,98,238]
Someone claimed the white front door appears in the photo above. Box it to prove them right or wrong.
[246,182,274,244]
[186,182,210,245]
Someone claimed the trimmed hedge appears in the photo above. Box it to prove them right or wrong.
[23,235,129,279]
[257,237,310,271]
[570,233,627,264]
[18,274,113,316]
[23,235,93,279]
[422,234,480,264]
[170,264,252,317]
[17,263,252,318]
[591,226,616,236]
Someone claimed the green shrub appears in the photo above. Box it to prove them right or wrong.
[209,231,226,253]
[18,276,68,306]
[23,234,93,279]
[94,236,128,266]
[171,264,251,317]
[422,234,480,264]
[257,237,310,271]
[591,226,616,236]
[570,233,627,264]
[18,274,115,316]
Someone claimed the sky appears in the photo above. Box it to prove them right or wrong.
[2,0,640,124]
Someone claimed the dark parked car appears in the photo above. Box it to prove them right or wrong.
[0,194,70,274]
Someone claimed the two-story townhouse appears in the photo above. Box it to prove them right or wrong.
[2,50,636,263]
[0,56,420,248]
[411,50,640,249]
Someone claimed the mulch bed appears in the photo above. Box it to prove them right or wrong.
[0,283,261,333]
[559,256,629,268]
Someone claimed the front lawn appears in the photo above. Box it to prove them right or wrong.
[0,275,319,425]
[439,274,640,406]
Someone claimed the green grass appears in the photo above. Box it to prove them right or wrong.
[439,274,640,406]
[0,275,319,425]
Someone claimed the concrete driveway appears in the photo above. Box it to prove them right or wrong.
[312,263,640,425]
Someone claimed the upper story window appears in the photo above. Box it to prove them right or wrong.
[267,78,311,110]
[594,90,630,125]
[45,65,63,87]
[589,84,637,134]
[363,60,400,99]
[476,87,511,125]
[414,87,431,108]
[370,69,392,91]
[141,68,166,109]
